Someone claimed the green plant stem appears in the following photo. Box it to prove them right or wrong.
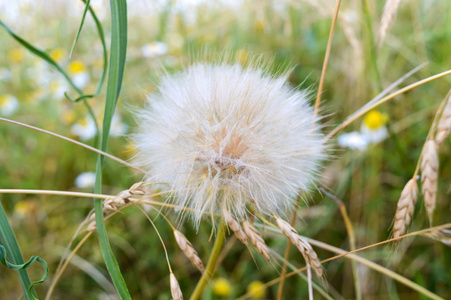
[361,0,382,92]
[0,202,36,300]
[190,220,227,300]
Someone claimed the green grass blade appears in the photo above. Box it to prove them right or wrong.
[0,17,106,101]
[0,18,101,138]
[70,0,91,57]
[93,0,130,299]
[0,19,82,95]
[86,0,108,96]
[0,245,49,299]
[81,0,108,96]
[0,202,36,300]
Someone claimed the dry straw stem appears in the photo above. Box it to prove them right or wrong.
[421,140,439,224]
[378,0,402,47]
[236,224,451,300]
[174,230,205,272]
[392,178,419,239]
[435,95,451,144]
[314,0,342,115]
[0,188,197,212]
[170,273,184,300]
[326,69,451,139]
[242,220,271,261]
[223,209,248,246]
[276,218,323,277]
[423,228,451,246]
[321,188,361,300]
[0,117,148,175]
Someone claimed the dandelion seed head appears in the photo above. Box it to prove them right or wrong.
[133,62,326,225]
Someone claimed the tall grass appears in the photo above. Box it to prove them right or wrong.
[0,0,450,299]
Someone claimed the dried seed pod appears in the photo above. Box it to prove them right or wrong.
[242,221,270,261]
[174,230,204,272]
[86,213,97,231]
[378,0,402,46]
[392,179,418,239]
[276,218,323,277]
[170,273,183,300]
[436,96,451,144]
[421,140,438,223]
[129,182,147,195]
[223,210,248,246]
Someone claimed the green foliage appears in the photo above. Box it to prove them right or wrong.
[0,1,450,299]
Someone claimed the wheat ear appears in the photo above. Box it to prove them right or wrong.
[392,178,418,239]
[435,95,451,144]
[421,140,438,224]
[378,0,401,47]
[174,230,204,272]
[170,273,183,300]
[276,218,323,277]
[223,210,248,246]
[242,221,270,261]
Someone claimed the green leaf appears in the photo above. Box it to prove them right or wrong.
[81,0,108,96]
[0,202,37,300]
[70,0,91,57]
[93,0,131,299]
[0,19,82,95]
[0,245,49,299]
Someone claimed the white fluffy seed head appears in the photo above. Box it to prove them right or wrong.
[133,62,326,225]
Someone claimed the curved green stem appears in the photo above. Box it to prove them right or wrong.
[189,220,227,300]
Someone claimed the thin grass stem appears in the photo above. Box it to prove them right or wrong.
[327,69,451,139]
[314,0,342,115]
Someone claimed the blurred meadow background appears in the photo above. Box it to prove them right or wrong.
[0,0,450,299]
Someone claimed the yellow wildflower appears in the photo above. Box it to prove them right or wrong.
[212,277,232,297]
[247,281,265,299]
[9,49,25,63]
[69,60,86,74]
[50,48,66,63]
[363,110,388,130]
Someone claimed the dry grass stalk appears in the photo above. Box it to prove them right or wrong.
[223,210,248,246]
[86,213,97,232]
[242,221,270,261]
[421,140,438,223]
[173,230,205,272]
[87,183,148,231]
[276,218,323,277]
[392,178,418,239]
[423,228,451,246]
[435,96,451,144]
[378,0,401,47]
[170,273,184,300]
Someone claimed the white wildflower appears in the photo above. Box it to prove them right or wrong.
[71,117,97,141]
[110,114,128,137]
[0,94,19,116]
[141,42,168,58]
[133,62,326,224]
[69,61,90,89]
[75,172,96,189]
[0,68,12,82]
[49,79,68,100]
[337,131,368,150]
[360,110,388,143]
